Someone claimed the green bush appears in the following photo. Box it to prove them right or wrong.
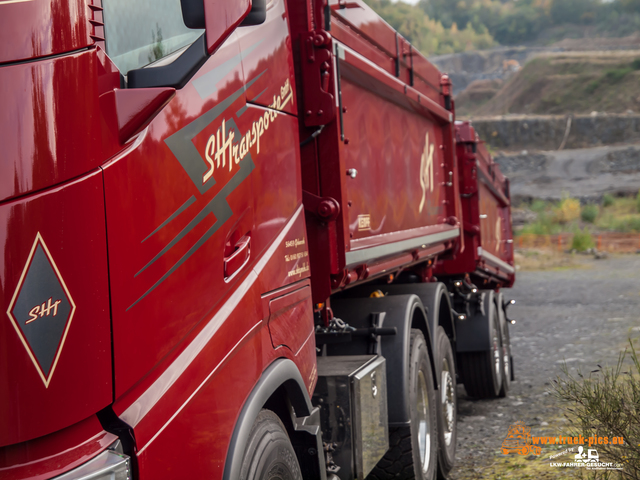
[610,216,640,232]
[602,193,615,207]
[605,67,633,82]
[636,190,640,213]
[571,228,594,251]
[530,199,548,213]
[554,196,581,224]
[585,79,601,94]
[632,58,640,70]
[553,340,640,479]
[519,212,562,235]
[581,204,598,223]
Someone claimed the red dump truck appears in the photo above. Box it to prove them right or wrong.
[0,0,515,479]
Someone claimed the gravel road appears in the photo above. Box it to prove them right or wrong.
[449,255,640,479]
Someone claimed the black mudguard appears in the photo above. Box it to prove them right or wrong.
[223,358,326,480]
[456,290,496,353]
[329,294,436,426]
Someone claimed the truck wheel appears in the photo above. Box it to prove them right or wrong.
[368,329,438,480]
[435,327,457,479]
[498,318,511,398]
[459,307,503,399]
[239,409,302,480]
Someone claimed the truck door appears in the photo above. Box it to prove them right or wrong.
[99,3,257,400]
[98,2,317,474]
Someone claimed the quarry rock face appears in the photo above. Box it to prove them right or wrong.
[495,144,640,201]
[471,114,640,152]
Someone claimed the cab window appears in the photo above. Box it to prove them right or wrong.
[103,0,203,75]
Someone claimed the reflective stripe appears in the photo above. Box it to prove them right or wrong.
[345,227,460,266]
[480,249,515,274]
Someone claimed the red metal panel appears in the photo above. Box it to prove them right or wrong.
[0,49,102,204]
[0,0,91,64]
[0,416,115,480]
[330,19,396,80]
[268,284,313,354]
[243,103,305,281]
[102,33,250,399]
[104,22,311,449]
[328,0,442,105]
[330,1,397,58]
[340,77,447,245]
[0,170,112,446]
[237,0,298,116]
[435,122,514,286]
[133,317,264,479]
[204,0,251,55]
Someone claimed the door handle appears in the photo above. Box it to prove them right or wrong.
[224,235,251,280]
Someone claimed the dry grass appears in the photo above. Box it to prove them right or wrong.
[465,51,640,116]
[514,249,591,271]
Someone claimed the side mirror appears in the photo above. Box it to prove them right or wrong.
[129,0,253,89]
[180,0,252,55]
[241,0,267,26]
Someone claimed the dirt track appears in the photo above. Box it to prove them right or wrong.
[449,254,640,479]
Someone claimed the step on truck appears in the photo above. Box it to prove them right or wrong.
[0,0,516,479]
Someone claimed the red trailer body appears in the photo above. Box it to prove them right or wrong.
[435,121,515,288]
[293,0,462,304]
[0,1,513,479]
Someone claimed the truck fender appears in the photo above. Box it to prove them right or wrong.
[495,290,507,340]
[363,282,456,353]
[329,294,437,426]
[223,358,326,480]
[456,290,496,352]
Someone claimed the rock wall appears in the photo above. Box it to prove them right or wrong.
[430,46,557,95]
[470,114,640,152]
[493,144,640,201]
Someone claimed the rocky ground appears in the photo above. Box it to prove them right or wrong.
[495,144,640,201]
[449,254,640,479]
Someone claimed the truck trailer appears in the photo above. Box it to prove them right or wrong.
[0,0,516,479]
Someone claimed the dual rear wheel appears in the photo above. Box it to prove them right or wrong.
[241,328,459,480]
[368,328,457,480]
[459,292,512,399]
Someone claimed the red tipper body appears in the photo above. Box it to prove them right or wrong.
[0,0,511,478]
[435,121,515,288]
[295,0,463,304]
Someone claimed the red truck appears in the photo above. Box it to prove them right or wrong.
[0,1,515,479]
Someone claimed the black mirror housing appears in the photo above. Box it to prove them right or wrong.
[181,0,206,29]
[241,0,267,26]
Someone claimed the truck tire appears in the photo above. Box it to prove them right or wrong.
[498,316,511,398]
[239,409,302,480]
[368,329,438,480]
[435,327,456,479]
[458,307,503,399]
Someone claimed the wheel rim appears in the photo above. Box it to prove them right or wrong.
[492,327,501,380]
[417,370,431,472]
[503,344,510,381]
[441,358,455,446]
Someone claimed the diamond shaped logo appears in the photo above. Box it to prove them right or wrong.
[6,233,76,387]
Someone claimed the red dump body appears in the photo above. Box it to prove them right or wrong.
[435,121,515,288]
[295,0,462,303]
